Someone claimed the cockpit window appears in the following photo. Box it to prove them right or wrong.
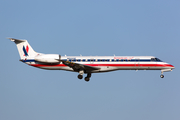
[151,58,155,61]
[151,58,162,62]
[155,58,162,61]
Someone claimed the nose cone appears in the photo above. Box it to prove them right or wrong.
[169,64,175,69]
[171,65,175,69]
[164,62,175,69]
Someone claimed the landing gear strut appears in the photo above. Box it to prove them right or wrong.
[160,71,164,78]
[84,73,91,82]
[78,70,84,79]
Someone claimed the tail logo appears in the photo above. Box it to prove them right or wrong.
[23,45,29,56]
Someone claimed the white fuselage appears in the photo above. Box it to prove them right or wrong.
[9,38,175,80]
[22,56,174,73]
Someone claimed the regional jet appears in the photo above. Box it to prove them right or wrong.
[9,38,175,81]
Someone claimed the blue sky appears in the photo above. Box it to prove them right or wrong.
[0,0,180,120]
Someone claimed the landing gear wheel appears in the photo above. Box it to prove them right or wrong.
[160,74,164,78]
[78,75,83,79]
[84,77,90,82]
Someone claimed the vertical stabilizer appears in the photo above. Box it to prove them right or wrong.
[8,38,37,59]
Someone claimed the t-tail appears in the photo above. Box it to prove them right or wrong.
[8,38,38,59]
[9,38,61,64]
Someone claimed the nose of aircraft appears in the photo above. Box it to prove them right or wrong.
[164,62,175,69]
[169,64,175,69]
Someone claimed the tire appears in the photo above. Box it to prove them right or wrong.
[78,75,83,79]
[84,77,90,82]
[160,74,164,78]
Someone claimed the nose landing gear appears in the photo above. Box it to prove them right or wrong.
[160,71,164,78]
[160,74,164,78]
[160,69,173,78]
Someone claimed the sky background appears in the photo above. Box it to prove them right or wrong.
[0,0,180,120]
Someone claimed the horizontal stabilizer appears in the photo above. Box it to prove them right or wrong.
[8,38,27,44]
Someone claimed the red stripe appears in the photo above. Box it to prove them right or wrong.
[30,64,174,68]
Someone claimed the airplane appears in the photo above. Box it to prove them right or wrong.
[9,38,175,82]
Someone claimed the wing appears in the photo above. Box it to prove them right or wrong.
[61,60,100,71]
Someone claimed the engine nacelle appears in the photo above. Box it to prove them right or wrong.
[35,54,61,64]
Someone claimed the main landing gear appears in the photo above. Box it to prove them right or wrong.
[84,73,91,82]
[77,70,91,82]
[78,74,83,79]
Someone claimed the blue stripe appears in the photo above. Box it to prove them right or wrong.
[62,59,162,62]
[22,59,35,62]
[22,59,162,63]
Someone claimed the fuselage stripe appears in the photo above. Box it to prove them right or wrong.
[30,64,173,68]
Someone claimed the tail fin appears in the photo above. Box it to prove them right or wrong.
[8,38,37,59]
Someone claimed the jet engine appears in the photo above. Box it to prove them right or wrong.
[35,54,61,64]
